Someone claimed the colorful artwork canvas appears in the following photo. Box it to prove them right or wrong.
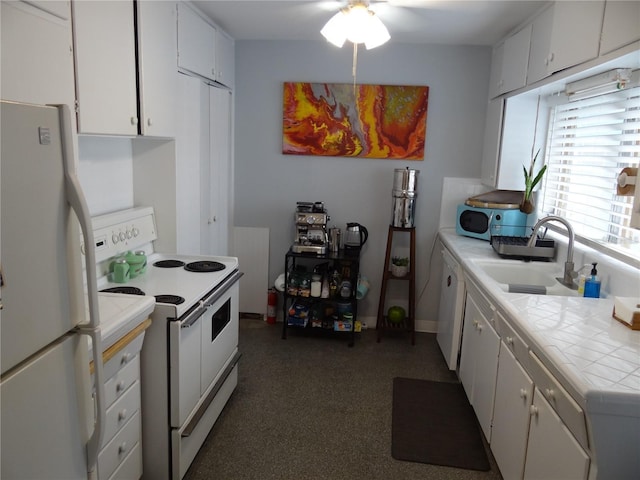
[282,82,429,160]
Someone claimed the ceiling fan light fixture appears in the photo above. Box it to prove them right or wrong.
[321,2,390,50]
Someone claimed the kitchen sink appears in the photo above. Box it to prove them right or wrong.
[474,259,579,297]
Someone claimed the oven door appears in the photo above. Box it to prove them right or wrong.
[169,271,241,428]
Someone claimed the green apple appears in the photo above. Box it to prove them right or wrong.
[387,306,406,324]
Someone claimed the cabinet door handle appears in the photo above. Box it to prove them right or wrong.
[529,405,539,417]
[519,388,527,400]
[130,116,139,125]
[472,319,479,328]
[545,388,555,400]
[506,336,514,347]
[118,409,128,422]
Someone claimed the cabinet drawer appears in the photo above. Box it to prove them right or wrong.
[108,441,141,480]
[98,411,141,480]
[528,351,588,450]
[104,355,140,407]
[496,313,529,370]
[103,380,141,447]
[465,278,495,324]
[103,333,144,381]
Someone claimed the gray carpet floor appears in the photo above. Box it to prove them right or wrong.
[183,318,503,480]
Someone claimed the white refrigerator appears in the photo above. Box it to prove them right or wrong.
[0,101,105,479]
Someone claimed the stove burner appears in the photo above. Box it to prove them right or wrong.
[100,286,146,296]
[184,261,226,273]
[154,259,186,268]
[155,294,185,305]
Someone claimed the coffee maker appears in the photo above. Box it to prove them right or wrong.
[292,202,329,254]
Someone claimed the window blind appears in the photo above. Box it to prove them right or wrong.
[540,86,640,255]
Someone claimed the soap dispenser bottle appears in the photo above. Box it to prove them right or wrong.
[583,263,601,298]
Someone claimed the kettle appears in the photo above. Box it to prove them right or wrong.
[344,223,368,251]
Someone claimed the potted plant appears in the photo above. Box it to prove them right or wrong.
[391,256,409,277]
[521,149,547,214]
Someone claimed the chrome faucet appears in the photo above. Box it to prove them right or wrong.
[527,215,576,288]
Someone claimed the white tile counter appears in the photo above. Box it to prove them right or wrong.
[439,228,640,478]
[88,293,155,354]
[439,228,640,405]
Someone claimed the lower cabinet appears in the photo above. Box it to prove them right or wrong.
[459,276,591,480]
[491,342,534,480]
[458,282,500,441]
[96,332,146,480]
[524,388,590,480]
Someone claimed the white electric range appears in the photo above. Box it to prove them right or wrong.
[89,207,242,480]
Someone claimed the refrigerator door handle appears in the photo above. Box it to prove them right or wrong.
[56,104,105,473]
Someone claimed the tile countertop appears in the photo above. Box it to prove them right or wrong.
[438,228,640,417]
[87,293,155,354]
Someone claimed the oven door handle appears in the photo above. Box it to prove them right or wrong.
[181,304,206,329]
[202,270,244,307]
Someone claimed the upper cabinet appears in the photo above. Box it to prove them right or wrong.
[489,25,531,98]
[136,1,178,137]
[72,0,138,135]
[177,2,234,89]
[600,1,640,55]
[215,28,235,89]
[527,1,605,85]
[73,0,178,137]
[177,2,216,82]
[1,1,76,113]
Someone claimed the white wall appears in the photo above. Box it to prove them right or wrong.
[233,40,492,327]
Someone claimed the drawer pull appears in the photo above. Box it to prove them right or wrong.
[530,405,539,417]
[120,352,132,365]
[545,388,555,400]
[506,336,514,346]
[519,388,528,400]
[115,380,126,393]
[473,319,479,328]
[118,442,127,455]
[118,409,128,422]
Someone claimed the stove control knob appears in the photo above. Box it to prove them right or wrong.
[132,227,139,237]
[126,229,132,239]
[112,233,119,244]
[119,232,126,242]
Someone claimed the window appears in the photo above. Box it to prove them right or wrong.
[540,84,640,260]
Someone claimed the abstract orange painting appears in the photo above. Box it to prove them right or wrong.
[282,82,428,160]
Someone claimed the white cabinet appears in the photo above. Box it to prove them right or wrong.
[96,332,146,480]
[524,388,590,480]
[205,86,233,255]
[491,342,534,480]
[1,1,75,112]
[480,98,504,188]
[215,28,235,88]
[134,74,233,256]
[177,2,216,81]
[527,2,605,85]
[600,0,640,55]
[72,0,138,135]
[489,25,531,98]
[136,0,178,138]
[458,280,500,441]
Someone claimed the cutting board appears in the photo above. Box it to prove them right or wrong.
[465,190,525,209]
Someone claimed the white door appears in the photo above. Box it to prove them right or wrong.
[206,86,232,256]
[491,343,534,480]
[73,0,138,135]
[524,389,590,480]
[0,102,84,372]
[1,334,92,479]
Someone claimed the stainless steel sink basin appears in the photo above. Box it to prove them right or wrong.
[474,259,579,297]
